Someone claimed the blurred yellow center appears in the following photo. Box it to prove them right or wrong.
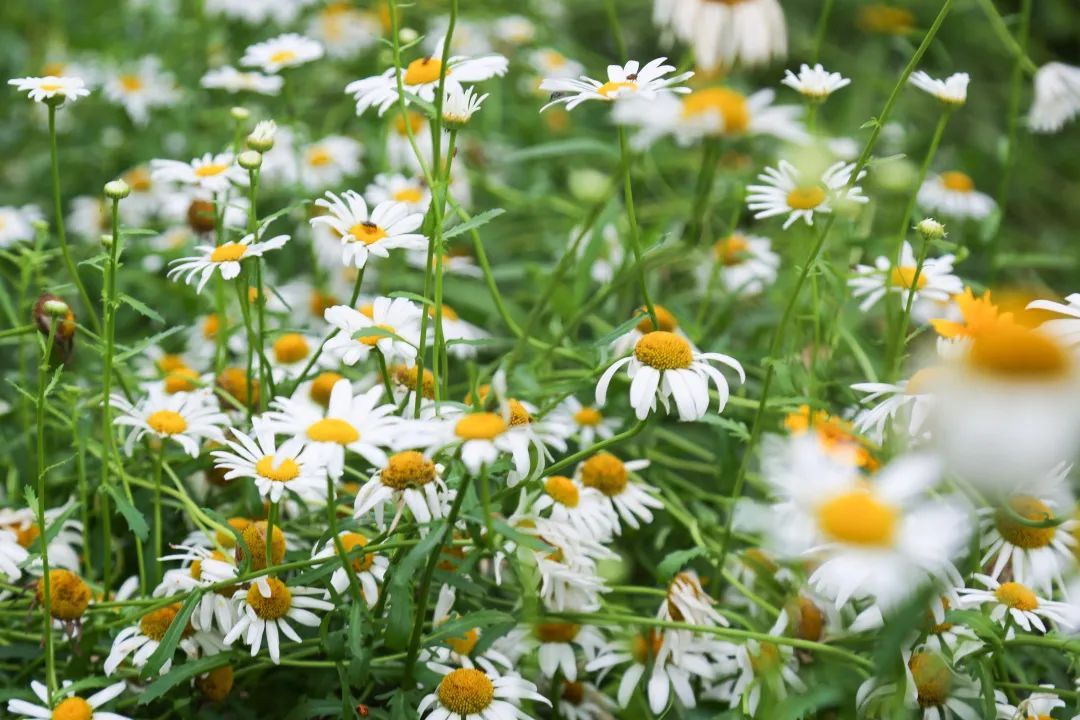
[306,418,360,444]
[393,187,424,203]
[635,304,679,333]
[682,88,750,133]
[940,171,974,193]
[445,627,480,655]
[274,333,310,363]
[270,50,298,65]
[437,668,494,715]
[358,324,395,346]
[338,532,375,572]
[404,58,445,85]
[147,410,188,435]
[597,80,637,97]
[309,372,343,406]
[255,455,301,483]
[908,651,952,708]
[995,496,1056,549]
[634,331,693,370]
[787,186,826,210]
[573,407,603,426]
[454,413,508,440]
[994,581,1038,611]
[535,622,580,643]
[195,163,229,178]
[817,490,897,546]
[306,147,332,167]
[119,74,143,92]
[891,266,928,290]
[715,234,749,265]
[210,243,247,263]
[380,451,436,489]
[580,452,628,496]
[968,326,1070,379]
[545,476,580,508]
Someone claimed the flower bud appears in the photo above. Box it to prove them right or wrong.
[399,27,418,44]
[246,119,277,152]
[33,293,76,362]
[238,150,263,170]
[916,218,946,241]
[104,179,130,199]
[230,106,250,122]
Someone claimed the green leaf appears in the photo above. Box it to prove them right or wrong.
[385,524,445,650]
[119,293,164,324]
[100,483,149,540]
[139,651,229,704]
[424,610,515,646]
[656,547,705,583]
[502,139,618,163]
[442,208,505,241]
[141,590,203,679]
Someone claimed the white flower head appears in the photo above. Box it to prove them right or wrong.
[323,297,422,367]
[917,171,996,220]
[1028,62,1080,133]
[223,579,333,664]
[201,65,284,96]
[8,680,129,720]
[241,33,324,74]
[8,75,90,104]
[781,63,850,101]
[310,190,427,269]
[111,386,230,457]
[442,83,487,127]
[151,152,248,194]
[747,159,868,229]
[909,70,969,105]
[167,230,288,293]
[540,57,693,112]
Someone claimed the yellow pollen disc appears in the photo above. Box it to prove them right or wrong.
[245,577,292,620]
[269,49,298,65]
[994,581,1039,611]
[580,452,628,497]
[358,304,375,319]
[939,171,974,193]
[306,147,332,167]
[358,323,395,346]
[393,111,427,136]
[210,242,247,263]
[119,74,143,92]
[393,187,424,203]
[995,496,1056,549]
[217,367,259,407]
[787,185,827,210]
[274,333,310,364]
[310,371,344,407]
[545,476,580,508]
[255,455,301,483]
[908,651,952,708]
[573,406,603,426]
[380,451,437,490]
[157,353,187,372]
[147,410,188,435]
[347,222,388,245]
[338,532,375,572]
[194,163,229,178]
[51,697,93,720]
[306,418,360,444]
[123,167,152,192]
[681,87,750,133]
[968,325,1070,379]
[196,664,235,702]
[891,266,929,290]
[715,234,749,266]
[561,680,585,705]
[216,517,251,549]
[203,314,220,339]
[5,521,39,548]
[404,58,446,85]
[309,290,338,317]
[454,412,508,440]
[39,82,64,92]
[816,490,898,547]
[392,365,436,399]
[437,668,494,716]
[631,631,663,664]
[634,330,694,370]
[164,366,199,394]
[635,304,679,333]
[437,304,460,321]
[507,399,532,427]
[36,569,91,620]
[596,80,637,97]
[139,603,183,641]
[445,627,480,656]
[237,521,286,570]
[535,622,580,643]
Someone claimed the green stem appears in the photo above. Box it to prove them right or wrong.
[890,232,933,380]
[373,349,396,404]
[685,138,720,245]
[810,0,836,63]
[99,196,124,597]
[974,0,1038,74]
[617,126,657,329]
[152,445,163,587]
[36,320,58,703]
[265,500,278,573]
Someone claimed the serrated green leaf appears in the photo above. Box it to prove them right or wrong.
[656,547,705,583]
[119,293,164,323]
[100,482,149,540]
[442,208,505,241]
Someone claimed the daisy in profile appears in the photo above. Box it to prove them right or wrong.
[573,452,661,531]
[0,503,84,574]
[167,230,289,293]
[211,424,325,503]
[111,387,229,457]
[1027,293,1080,347]
[546,396,622,449]
[8,680,129,720]
[531,475,618,541]
[442,83,488,127]
[223,578,333,664]
[782,63,850,101]
[540,57,692,111]
[957,574,1080,633]
[917,171,996,220]
[909,70,970,105]
[1028,63,1080,133]
[654,0,786,72]
[346,37,508,116]
[703,232,780,297]
[365,173,430,214]
[747,159,868,229]
[323,297,422,366]
[241,33,324,74]
[353,451,449,529]
[310,190,427,269]
[527,622,606,681]
[417,661,549,720]
[151,152,247,194]
[8,75,90,104]
[596,330,744,422]
[0,205,41,248]
[715,620,807,716]
[102,55,179,125]
[306,3,380,59]
[848,241,963,317]
[311,531,389,602]
[200,65,284,96]
[851,366,940,445]
[262,380,399,478]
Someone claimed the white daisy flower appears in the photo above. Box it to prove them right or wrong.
[268,332,332,382]
[435,304,491,359]
[979,487,1078,595]
[0,528,29,582]
[572,452,662,532]
[104,603,222,676]
[295,135,364,191]
[241,33,324,74]
[200,65,284,95]
[306,3,380,59]
[531,475,618,542]
[527,49,585,86]
[0,205,42,248]
[1028,62,1080,133]
[909,70,970,105]
[1027,293,1080,347]
[995,686,1072,719]
[310,190,427,269]
[8,680,129,720]
[354,451,449,529]
[0,504,84,575]
[346,37,508,117]
[323,297,422,366]
[545,396,622,450]
[917,171,996,220]
[365,173,430,214]
[102,56,179,125]
[8,75,90,104]
[417,661,549,720]
[442,83,487,126]
[851,367,940,445]
[420,408,546,480]
[957,574,1080,634]
[858,649,983,720]
[540,57,692,112]
[151,152,247,194]
[167,230,289,293]
[550,680,617,720]
[654,0,786,72]
[609,304,695,358]
[156,544,239,634]
[111,386,230,457]
[781,63,850,101]
[747,159,869,229]
[311,531,388,603]
[223,579,333,664]
[848,240,964,315]
[596,329,744,422]
[211,424,325,504]
[702,231,780,297]
[714,615,807,716]
[529,622,606,681]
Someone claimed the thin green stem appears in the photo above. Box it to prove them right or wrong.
[99,196,124,597]
[152,444,164,587]
[35,320,58,702]
[890,232,933,380]
[974,0,1038,74]
[617,126,657,328]
[811,0,837,63]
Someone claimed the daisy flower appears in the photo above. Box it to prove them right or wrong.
[151,152,247,194]
[1027,293,1080,347]
[848,241,963,316]
[0,504,84,574]
[550,680,617,720]
[930,287,1015,358]
[223,579,333,664]
[703,232,780,297]
[781,63,850,101]
[111,387,230,457]
[8,75,90,104]
[851,366,940,445]
[858,649,983,720]
[909,70,970,105]
[421,409,546,480]
[0,528,29,582]
[104,603,222,676]
[418,661,549,720]
[443,83,487,127]
[546,396,622,449]
[211,424,325,504]
[957,574,1080,634]
[167,230,289,293]
[323,298,422,367]
[8,680,129,720]
[200,65,284,95]
[573,452,662,531]
[979,487,1078,594]
[311,531,389,602]
[353,451,449,529]
[610,304,694,357]
[746,159,869,229]
[529,622,606,681]
[425,585,515,670]
[296,135,363,191]
[714,620,807,716]
[540,57,692,112]
[917,171,996,220]
[261,379,400,478]
[306,3,380,59]
[310,190,427,269]
[241,33,324,74]
[531,475,618,542]
[527,49,585,87]
[346,37,508,117]
[995,686,1072,719]
[156,544,239,633]
[102,56,179,125]
[434,304,490,360]
[1028,62,1080,133]
[0,205,42,247]
[596,329,744,422]
[365,173,430,214]
[268,332,331,381]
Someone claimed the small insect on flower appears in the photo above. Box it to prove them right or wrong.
[167,229,289,293]
[310,190,427,269]
[111,386,230,457]
[201,65,284,96]
[223,578,333,664]
[908,70,970,105]
[8,75,90,104]
[781,63,851,102]
[151,152,248,194]
[746,159,868,229]
[7,679,130,720]
[417,661,550,720]
[540,57,693,112]
[241,33,324,74]
[917,171,996,220]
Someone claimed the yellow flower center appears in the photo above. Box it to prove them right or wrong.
[347,222,388,245]
[164,366,200,394]
[147,410,188,435]
[561,680,585,705]
[217,367,260,407]
[393,187,424,204]
[939,171,974,193]
[857,5,915,35]
[968,326,1070,379]
[4,521,40,549]
[908,651,952,708]
[38,82,64,92]
[631,630,664,664]
[749,643,782,673]
[633,330,694,370]
[995,496,1057,549]
[445,626,480,656]
[194,163,229,178]
[216,517,251,549]
[273,333,310,364]
[454,412,508,440]
[36,569,92,621]
[255,455,301,483]
[580,452,628,497]
[157,353,188,372]
[269,50,298,65]
[715,234,749,266]
[890,266,929,290]
[994,581,1039,611]
[392,364,436,399]
[535,622,580,643]
[787,185,827,210]
[195,664,235,702]
[306,418,360,444]
[634,304,679,333]
[681,87,750,133]
[119,74,143,92]
[437,668,494,715]
[309,372,344,407]
[507,399,532,427]
[123,166,153,191]
[596,80,637,97]
[338,532,376,573]
[51,697,93,720]
[245,577,292,620]
[306,147,332,167]
[139,603,183,641]
[210,242,247,263]
[544,476,580,508]
[203,314,220,339]
[787,596,826,642]
[403,58,446,85]
[357,323,396,346]
[573,407,603,426]
[380,451,437,490]
[816,489,898,546]
[237,521,286,570]
[393,111,427,137]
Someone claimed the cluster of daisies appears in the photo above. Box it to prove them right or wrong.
[5,1,1080,719]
